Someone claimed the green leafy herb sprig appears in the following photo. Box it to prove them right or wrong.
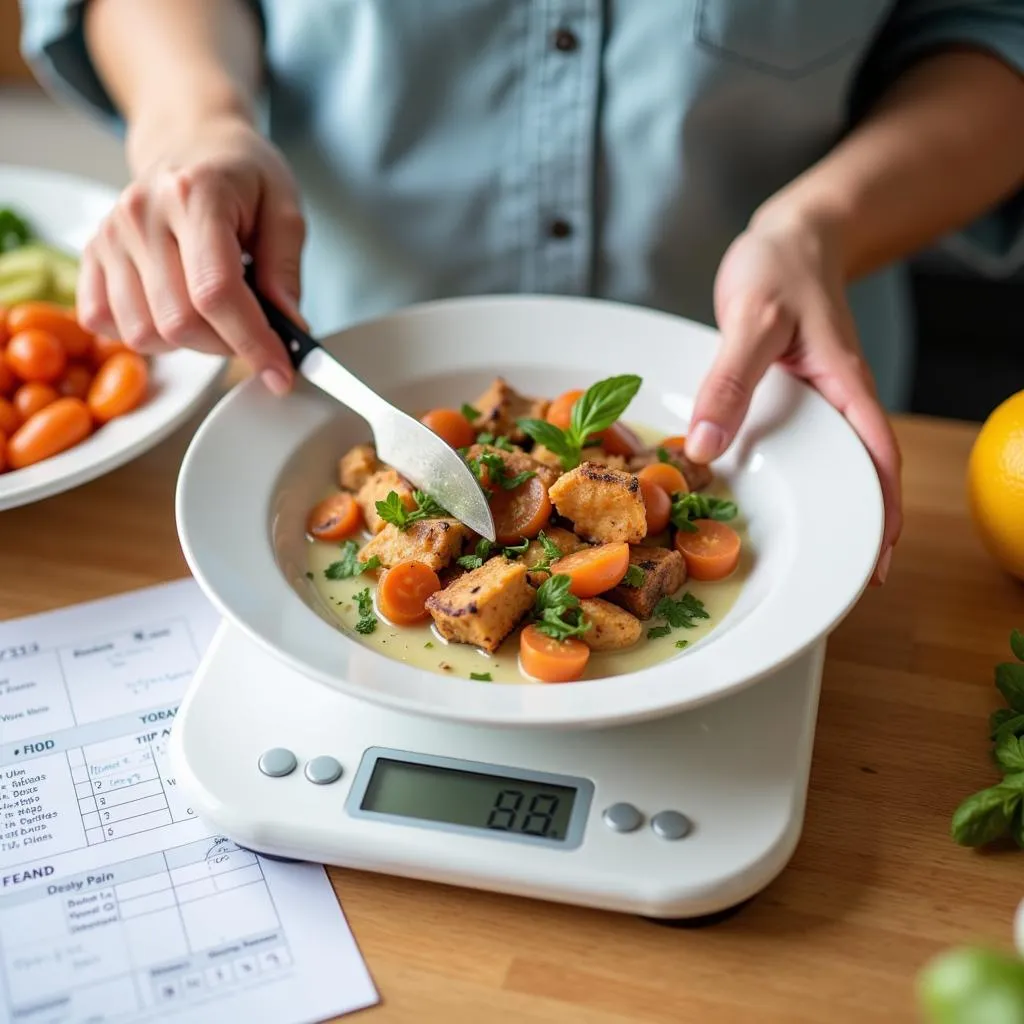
[670,493,738,533]
[951,629,1024,847]
[645,593,709,640]
[467,450,535,492]
[353,588,377,635]
[532,574,592,642]
[517,374,642,470]
[456,531,560,572]
[324,540,381,580]
[375,489,448,531]
[0,208,33,254]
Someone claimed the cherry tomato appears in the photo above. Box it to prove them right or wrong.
[0,429,6,473]
[57,363,95,401]
[7,302,93,359]
[13,382,58,421]
[87,351,149,423]
[0,397,19,436]
[7,397,92,470]
[0,305,9,349]
[5,329,67,383]
[91,334,129,369]
[0,359,14,397]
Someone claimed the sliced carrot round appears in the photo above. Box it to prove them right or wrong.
[639,478,671,535]
[0,397,20,436]
[674,519,741,581]
[377,559,441,625]
[546,389,584,430]
[490,475,551,545]
[638,461,688,497]
[420,408,476,449]
[306,492,363,541]
[550,542,630,598]
[660,435,687,448]
[520,624,590,683]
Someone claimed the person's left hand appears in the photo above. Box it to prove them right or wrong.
[684,208,902,585]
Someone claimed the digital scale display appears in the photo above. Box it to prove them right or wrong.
[348,749,594,848]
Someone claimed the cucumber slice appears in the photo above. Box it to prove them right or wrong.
[0,268,52,306]
[0,243,79,307]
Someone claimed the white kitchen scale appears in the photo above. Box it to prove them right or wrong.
[171,623,825,922]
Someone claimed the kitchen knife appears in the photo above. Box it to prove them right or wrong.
[244,265,496,542]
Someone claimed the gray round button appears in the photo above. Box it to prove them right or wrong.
[602,802,643,833]
[304,756,343,785]
[258,748,297,778]
[651,810,692,840]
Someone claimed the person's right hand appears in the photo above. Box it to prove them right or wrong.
[77,115,306,394]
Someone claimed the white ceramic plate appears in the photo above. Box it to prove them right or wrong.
[176,295,883,729]
[0,165,225,511]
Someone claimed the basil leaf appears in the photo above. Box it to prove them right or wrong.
[456,554,484,570]
[994,713,1024,745]
[1013,628,1024,663]
[503,538,530,557]
[991,707,1020,739]
[996,662,1024,713]
[569,374,642,444]
[647,625,671,640]
[996,734,1024,773]
[950,784,1018,846]
[656,447,671,464]
[461,403,479,422]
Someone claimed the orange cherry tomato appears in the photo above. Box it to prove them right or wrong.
[0,359,15,397]
[57,363,95,401]
[377,559,442,625]
[0,397,19,436]
[7,302,94,359]
[7,397,92,470]
[0,305,9,348]
[306,492,363,541]
[0,429,6,473]
[639,477,671,535]
[13,381,58,421]
[490,475,552,545]
[420,408,477,449]
[597,421,644,456]
[637,461,688,497]
[550,542,630,598]
[90,334,130,369]
[673,519,742,581]
[519,625,590,683]
[5,329,67,383]
[86,351,149,423]
[546,389,585,431]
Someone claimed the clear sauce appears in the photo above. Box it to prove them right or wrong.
[306,428,750,684]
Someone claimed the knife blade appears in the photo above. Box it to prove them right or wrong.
[244,267,496,542]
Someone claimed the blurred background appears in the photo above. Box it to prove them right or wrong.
[2,0,1021,423]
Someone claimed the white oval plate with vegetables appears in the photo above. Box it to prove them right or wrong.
[176,294,883,728]
[0,165,224,511]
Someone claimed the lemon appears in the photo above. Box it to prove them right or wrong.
[967,390,1024,581]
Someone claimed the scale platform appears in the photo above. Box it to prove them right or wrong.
[171,624,825,921]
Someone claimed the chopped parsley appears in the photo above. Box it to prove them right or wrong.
[470,672,493,682]
[653,593,710,629]
[353,588,377,634]
[476,433,514,451]
[623,564,646,588]
[656,446,672,463]
[502,537,531,557]
[457,538,496,570]
[324,540,381,580]
[424,641,434,649]
[675,639,690,649]
[375,489,448,530]
[461,403,480,422]
[532,574,591,642]
[473,450,535,491]
[670,492,738,532]
[646,625,671,640]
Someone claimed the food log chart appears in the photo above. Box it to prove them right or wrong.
[0,580,378,1024]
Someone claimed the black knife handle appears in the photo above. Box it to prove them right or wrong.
[243,258,320,370]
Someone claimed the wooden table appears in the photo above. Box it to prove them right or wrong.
[2,391,1022,1024]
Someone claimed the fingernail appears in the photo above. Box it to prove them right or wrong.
[877,546,892,585]
[686,421,726,464]
[261,368,290,396]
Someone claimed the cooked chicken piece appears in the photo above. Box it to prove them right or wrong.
[580,447,630,472]
[521,526,589,586]
[606,546,686,620]
[628,447,712,492]
[359,518,472,571]
[530,445,565,472]
[356,469,415,534]
[338,443,382,492]
[471,377,549,443]
[579,598,642,650]
[464,443,559,490]
[548,462,646,544]
[426,557,534,653]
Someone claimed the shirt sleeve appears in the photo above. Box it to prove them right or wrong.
[853,0,1024,278]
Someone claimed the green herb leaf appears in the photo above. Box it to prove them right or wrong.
[470,672,493,682]
[375,489,448,530]
[355,618,377,635]
[0,208,33,253]
[991,707,1020,738]
[503,538,531,557]
[994,713,1024,745]
[461,403,479,422]
[950,782,1021,846]
[1012,629,1024,663]
[424,641,434,649]
[569,374,642,445]
[353,587,377,634]
[539,532,563,562]
[675,639,690,649]
[670,492,739,532]
[324,540,381,580]
[656,447,671,464]
[647,625,671,640]
[456,538,496,571]
[533,574,591,641]
[623,564,645,588]
[653,592,709,629]
[477,432,514,451]
[478,451,535,490]
[996,662,1024,713]
[996,734,1024,773]
[516,418,576,464]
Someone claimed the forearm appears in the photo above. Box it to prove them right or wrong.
[83,0,263,172]
[755,48,1024,280]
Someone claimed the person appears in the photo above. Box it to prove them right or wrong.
[17,0,1024,585]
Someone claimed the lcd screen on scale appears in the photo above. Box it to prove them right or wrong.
[360,758,577,841]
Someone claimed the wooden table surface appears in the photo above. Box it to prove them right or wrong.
[2,385,1022,1024]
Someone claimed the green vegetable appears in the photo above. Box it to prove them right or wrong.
[646,625,671,640]
[996,735,1024,774]
[623,564,646,588]
[675,639,690,649]
[517,374,642,470]
[656,447,672,463]
[1013,629,1024,663]
[0,239,79,306]
[476,433,514,451]
[670,492,739,533]
[476,451,535,490]
[457,539,495,571]
[375,489,447,530]
[653,592,709,629]
[353,588,377,635]
[0,208,32,253]
[470,672,492,682]
[502,538,530,556]
[461,403,479,422]
[996,661,1024,713]
[424,641,434,649]
[324,540,381,580]
[918,946,1024,1024]
[532,574,591,642]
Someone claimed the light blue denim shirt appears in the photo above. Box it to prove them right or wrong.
[18,0,1024,410]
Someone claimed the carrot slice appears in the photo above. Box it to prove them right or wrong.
[491,475,551,545]
[638,462,688,497]
[420,408,476,449]
[377,559,441,625]
[639,478,671,535]
[306,492,363,541]
[550,542,630,598]
[673,519,741,580]
[546,389,584,430]
[660,435,687,448]
[519,624,590,683]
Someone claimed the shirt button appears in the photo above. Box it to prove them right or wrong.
[554,28,578,52]
[549,219,573,239]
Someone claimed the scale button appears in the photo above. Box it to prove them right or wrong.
[602,802,643,833]
[304,756,343,785]
[651,810,692,841]
[258,748,297,778]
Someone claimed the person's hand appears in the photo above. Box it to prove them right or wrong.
[685,207,902,585]
[77,115,305,394]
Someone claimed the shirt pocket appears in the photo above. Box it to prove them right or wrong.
[694,0,881,78]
